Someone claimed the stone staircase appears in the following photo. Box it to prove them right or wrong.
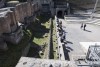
[64,10,100,25]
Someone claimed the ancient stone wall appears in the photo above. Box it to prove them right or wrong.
[0,1,40,50]
[6,1,19,7]
[0,12,11,33]
[0,8,18,33]
[27,2,32,17]
[0,0,5,8]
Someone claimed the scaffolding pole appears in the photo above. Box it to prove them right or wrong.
[91,0,99,19]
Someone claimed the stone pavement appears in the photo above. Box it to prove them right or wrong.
[16,57,74,67]
[59,19,100,60]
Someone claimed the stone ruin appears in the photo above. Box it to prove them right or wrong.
[0,0,5,8]
[0,1,39,50]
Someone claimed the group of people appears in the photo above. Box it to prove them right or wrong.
[81,23,87,30]
[57,18,66,43]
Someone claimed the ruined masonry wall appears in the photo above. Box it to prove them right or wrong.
[0,1,39,50]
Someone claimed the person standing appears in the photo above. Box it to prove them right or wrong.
[83,24,87,30]
[81,23,83,29]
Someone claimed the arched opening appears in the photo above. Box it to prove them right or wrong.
[57,10,63,18]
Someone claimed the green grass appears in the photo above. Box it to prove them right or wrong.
[52,20,58,59]
[33,21,50,46]
[0,15,51,67]
[33,21,50,58]
[33,36,48,46]
[28,16,50,58]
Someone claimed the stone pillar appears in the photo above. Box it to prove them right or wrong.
[15,4,21,23]
[15,4,24,23]
[9,11,18,32]
[32,3,35,15]
[22,2,27,18]
[3,11,23,44]
[0,12,11,33]
[27,2,32,17]
[31,3,34,15]
[0,8,18,33]
[0,8,23,44]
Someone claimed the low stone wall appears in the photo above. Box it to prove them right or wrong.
[55,16,65,60]
[47,18,53,59]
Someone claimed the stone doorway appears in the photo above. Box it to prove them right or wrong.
[57,10,63,18]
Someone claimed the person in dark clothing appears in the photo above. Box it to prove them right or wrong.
[83,24,87,30]
[57,18,59,23]
[81,23,83,29]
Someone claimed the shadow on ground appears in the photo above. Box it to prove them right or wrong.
[84,29,92,32]
[63,42,73,61]
[26,15,50,40]
[0,33,30,67]
[25,15,51,58]
[0,15,51,67]
[27,42,41,58]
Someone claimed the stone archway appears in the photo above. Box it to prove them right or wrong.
[57,10,63,17]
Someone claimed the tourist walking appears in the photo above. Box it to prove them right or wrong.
[80,23,83,29]
[83,24,87,30]
[57,18,59,23]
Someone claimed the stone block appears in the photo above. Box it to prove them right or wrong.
[15,4,24,23]
[7,1,19,7]
[7,7,21,24]
[14,5,20,23]
[9,11,18,32]
[22,2,27,19]
[31,2,39,15]
[0,8,23,44]
[0,8,18,33]
[0,12,11,33]
[26,2,32,17]
[31,4,34,15]
[3,26,23,44]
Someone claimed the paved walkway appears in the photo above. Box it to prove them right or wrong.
[59,19,100,59]
[16,57,73,67]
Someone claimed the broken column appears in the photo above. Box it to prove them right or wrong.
[22,2,31,25]
[0,11,10,50]
[15,4,24,23]
[0,15,8,50]
[15,2,32,25]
